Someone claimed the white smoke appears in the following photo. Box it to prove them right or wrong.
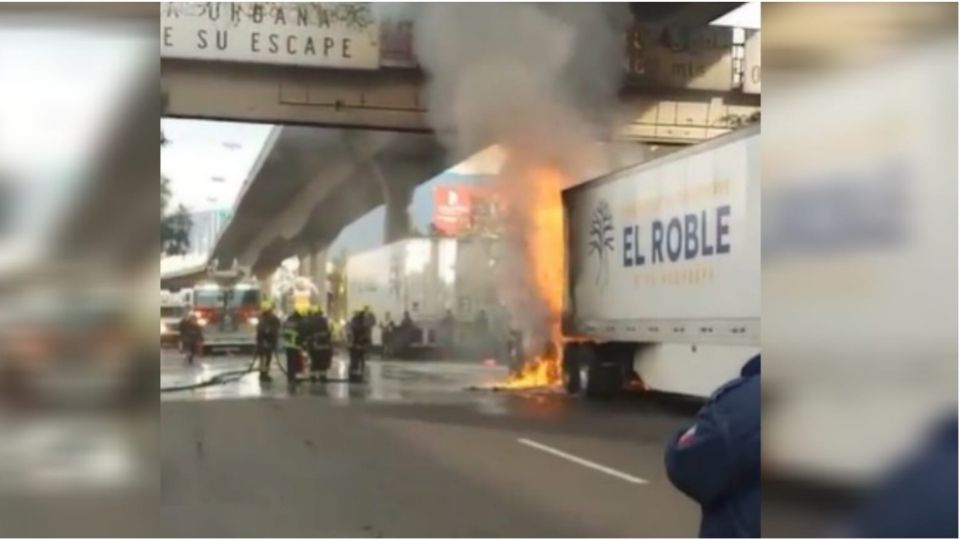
[386,3,631,358]
[411,3,628,158]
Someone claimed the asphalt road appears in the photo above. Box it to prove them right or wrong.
[160,350,703,537]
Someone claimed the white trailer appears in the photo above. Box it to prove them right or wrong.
[346,237,501,349]
[561,125,760,398]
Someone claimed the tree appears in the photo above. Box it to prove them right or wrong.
[161,119,193,255]
[161,175,171,216]
[162,204,193,256]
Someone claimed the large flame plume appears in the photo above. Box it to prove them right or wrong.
[496,165,567,389]
[404,4,630,388]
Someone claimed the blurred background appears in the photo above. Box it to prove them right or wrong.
[0,3,157,536]
[761,2,957,536]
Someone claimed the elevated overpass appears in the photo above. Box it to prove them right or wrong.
[162,60,759,145]
[160,125,451,291]
[162,2,759,144]
[214,126,448,276]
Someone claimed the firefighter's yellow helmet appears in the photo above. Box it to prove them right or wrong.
[260,300,273,311]
[295,304,310,316]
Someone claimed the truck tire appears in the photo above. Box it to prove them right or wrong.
[578,345,601,398]
[562,343,582,394]
[578,344,623,398]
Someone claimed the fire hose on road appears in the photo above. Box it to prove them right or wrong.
[160,346,366,393]
[160,355,259,393]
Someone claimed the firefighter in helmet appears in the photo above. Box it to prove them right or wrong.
[282,304,311,384]
[255,300,281,382]
[348,309,372,381]
[305,305,333,382]
[178,308,204,365]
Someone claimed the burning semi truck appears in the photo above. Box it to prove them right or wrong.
[548,125,760,398]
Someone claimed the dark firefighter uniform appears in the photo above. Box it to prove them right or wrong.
[348,310,371,381]
[178,313,203,364]
[256,301,282,381]
[665,354,760,538]
[305,307,333,381]
[281,306,311,383]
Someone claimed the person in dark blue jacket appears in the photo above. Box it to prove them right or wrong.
[665,354,761,538]
[850,412,957,538]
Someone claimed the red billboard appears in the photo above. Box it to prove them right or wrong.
[433,185,474,236]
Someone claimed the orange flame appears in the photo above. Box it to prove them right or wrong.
[501,167,567,389]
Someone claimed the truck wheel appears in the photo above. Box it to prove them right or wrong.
[562,343,582,394]
[578,344,621,398]
[578,360,593,396]
[577,345,599,397]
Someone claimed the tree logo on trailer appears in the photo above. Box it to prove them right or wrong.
[588,200,615,286]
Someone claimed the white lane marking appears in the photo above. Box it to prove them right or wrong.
[517,438,648,485]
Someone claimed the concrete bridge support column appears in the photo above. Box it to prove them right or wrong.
[298,245,328,311]
[372,161,414,244]
[298,248,313,281]
[312,249,328,313]
[260,273,274,302]
[384,187,412,243]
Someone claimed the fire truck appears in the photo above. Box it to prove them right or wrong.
[160,289,190,348]
[189,266,262,354]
